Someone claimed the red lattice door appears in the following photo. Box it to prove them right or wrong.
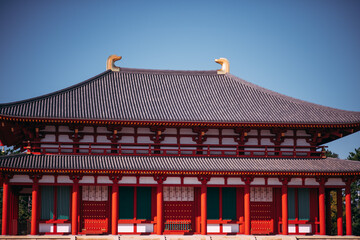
[163,186,195,233]
[80,186,110,234]
[250,187,274,234]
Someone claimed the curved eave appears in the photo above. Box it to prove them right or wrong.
[1,167,359,177]
[1,115,360,129]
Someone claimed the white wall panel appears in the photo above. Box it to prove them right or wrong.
[299,224,312,233]
[118,224,134,232]
[227,177,244,185]
[44,126,56,132]
[288,178,302,186]
[58,176,73,184]
[251,178,265,185]
[79,176,95,184]
[137,223,153,233]
[39,175,55,183]
[288,224,296,233]
[268,178,282,185]
[184,177,201,185]
[208,177,225,185]
[97,176,113,184]
[10,175,32,183]
[164,177,181,185]
[139,176,157,184]
[223,224,239,233]
[207,224,220,233]
[222,129,235,135]
[325,178,345,186]
[305,178,319,186]
[57,223,71,233]
[41,134,56,142]
[119,176,137,184]
[39,223,54,233]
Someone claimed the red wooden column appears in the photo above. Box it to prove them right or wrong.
[345,180,352,235]
[30,175,41,235]
[198,176,210,235]
[1,175,10,235]
[241,176,253,235]
[201,183,207,235]
[318,178,326,235]
[71,175,81,235]
[337,188,343,236]
[111,175,121,235]
[280,177,289,235]
[154,175,166,235]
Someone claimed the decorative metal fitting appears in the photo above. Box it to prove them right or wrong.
[215,58,230,74]
[106,55,122,72]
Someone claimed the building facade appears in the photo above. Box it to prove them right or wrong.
[0,56,359,236]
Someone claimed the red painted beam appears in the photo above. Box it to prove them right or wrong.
[337,188,343,236]
[345,183,352,235]
[1,181,9,235]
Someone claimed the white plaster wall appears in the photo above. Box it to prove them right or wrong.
[222,129,235,135]
[305,178,319,186]
[284,130,294,136]
[223,224,239,233]
[180,137,194,144]
[282,138,294,146]
[184,177,201,185]
[58,135,71,142]
[288,178,302,186]
[162,137,177,144]
[59,126,71,132]
[44,126,56,132]
[119,136,135,143]
[164,177,181,185]
[119,176,137,184]
[39,175,55,183]
[208,177,225,185]
[227,177,244,185]
[41,134,56,142]
[82,126,93,133]
[97,176,113,184]
[297,130,310,136]
[261,138,273,145]
[207,224,220,233]
[58,176,73,184]
[180,128,194,134]
[245,138,258,145]
[268,178,282,185]
[10,175,32,183]
[261,130,272,135]
[288,224,296,233]
[39,223,54,233]
[57,223,71,233]
[121,127,135,134]
[118,224,134,232]
[296,139,309,146]
[163,128,176,134]
[96,135,110,143]
[222,138,236,145]
[299,224,312,233]
[138,136,152,144]
[97,127,109,133]
[325,178,345,186]
[203,137,219,144]
[137,223,153,233]
[79,135,94,142]
[139,176,157,184]
[251,178,265,185]
[79,176,95,184]
[138,128,152,134]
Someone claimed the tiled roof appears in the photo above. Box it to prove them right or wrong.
[0,68,360,124]
[0,154,359,174]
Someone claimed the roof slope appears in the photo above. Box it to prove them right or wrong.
[0,154,359,174]
[1,68,360,124]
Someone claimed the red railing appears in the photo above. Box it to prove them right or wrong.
[24,141,326,158]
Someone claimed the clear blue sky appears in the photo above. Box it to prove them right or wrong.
[0,0,359,158]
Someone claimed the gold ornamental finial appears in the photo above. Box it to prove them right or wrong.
[215,58,230,74]
[106,55,122,72]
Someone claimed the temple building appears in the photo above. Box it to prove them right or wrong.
[0,56,359,236]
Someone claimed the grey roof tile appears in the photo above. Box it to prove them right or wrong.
[0,68,360,124]
[0,154,359,174]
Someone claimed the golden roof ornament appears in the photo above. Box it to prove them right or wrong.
[215,58,230,74]
[106,55,122,72]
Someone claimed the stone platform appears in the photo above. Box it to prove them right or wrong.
[0,235,359,240]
